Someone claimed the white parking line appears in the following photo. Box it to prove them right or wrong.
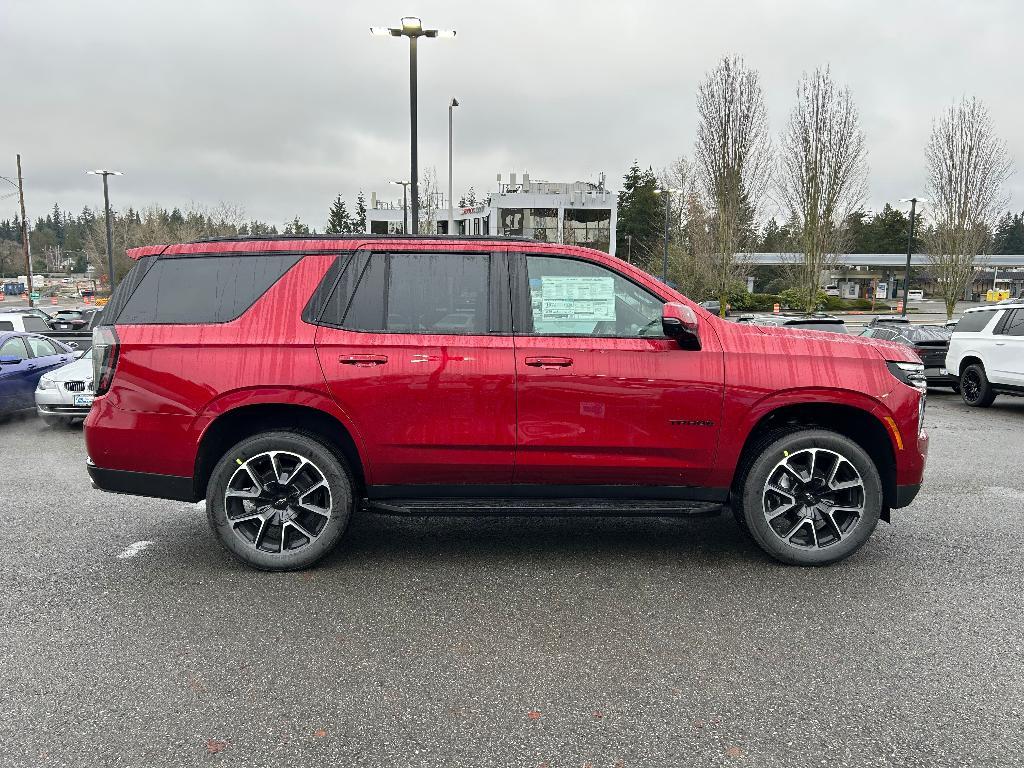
[116,540,154,559]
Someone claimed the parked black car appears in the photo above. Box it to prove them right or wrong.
[48,309,95,331]
[859,324,956,389]
[735,313,848,334]
[867,315,912,327]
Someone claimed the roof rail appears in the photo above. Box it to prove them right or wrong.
[191,233,535,244]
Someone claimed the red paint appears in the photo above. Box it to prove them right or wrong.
[88,238,927,501]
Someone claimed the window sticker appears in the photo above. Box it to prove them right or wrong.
[538,276,616,322]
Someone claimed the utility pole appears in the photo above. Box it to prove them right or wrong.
[87,170,123,292]
[899,196,925,317]
[448,98,459,234]
[16,154,33,308]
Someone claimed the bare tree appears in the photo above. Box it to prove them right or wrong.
[777,67,868,312]
[924,97,1011,318]
[694,55,772,315]
[417,167,442,234]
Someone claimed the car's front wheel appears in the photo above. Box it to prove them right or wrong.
[736,429,883,566]
[207,431,354,571]
[960,363,996,408]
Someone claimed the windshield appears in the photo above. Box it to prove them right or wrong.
[901,325,951,342]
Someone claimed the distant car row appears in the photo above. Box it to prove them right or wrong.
[0,331,93,424]
[0,306,103,333]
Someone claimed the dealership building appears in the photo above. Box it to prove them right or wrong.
[366,172,618,256]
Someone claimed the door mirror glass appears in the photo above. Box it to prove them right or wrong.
[662,302,701,349]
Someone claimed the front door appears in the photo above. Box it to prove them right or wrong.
[314,249,516,489]
[511,253,724,490]
[0,336,35,411]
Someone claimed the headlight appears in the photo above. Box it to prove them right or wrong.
[37,376,57,391]
[886,361,927,393]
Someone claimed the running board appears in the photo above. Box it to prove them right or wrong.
[363,498,723,517]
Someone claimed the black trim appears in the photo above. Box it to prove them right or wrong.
[993,383,1024,396]
[894,483,921,509]
[300,253,350,325]
[193,234,535,244]
[87,462,197,502]
[366,483,729,502]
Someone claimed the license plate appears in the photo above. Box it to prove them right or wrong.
[74,394,94,407]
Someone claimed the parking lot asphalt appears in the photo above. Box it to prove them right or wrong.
[2,393,1023,768]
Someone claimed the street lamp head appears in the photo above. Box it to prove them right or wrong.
[369,26,392,36]
[87,170,123,176]
[450,97,460,108]
[401,16,422,33]
[435,29,456,39]
[390,180,410,187]
[899,197,927,204]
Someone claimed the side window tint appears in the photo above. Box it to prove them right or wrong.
[27,337,58,357]
[387,253,489,334]
[23,317,49,332]
[1002,309,1024,336]
[955,311,997,333]
[523,255,663,338]
[342,255,387,331]
[0,336,27,358]
[0,321,13,331]
[117,254,300,324]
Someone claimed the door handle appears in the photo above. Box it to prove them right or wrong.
[339,354,388,366]
[525,356,573,368]
[995,341,1006,346]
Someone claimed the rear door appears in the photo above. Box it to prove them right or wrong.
[510,252,724,489]
[993,308,1024,385]
[314,249,516,489]
[25,335,71,377]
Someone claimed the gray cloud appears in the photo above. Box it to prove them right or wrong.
[2,0,1020,230]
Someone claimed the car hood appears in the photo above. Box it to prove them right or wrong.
[45,357,92,382]
[744,322,920,363]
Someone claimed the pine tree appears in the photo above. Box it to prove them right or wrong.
[354,191,367,233]
[615,161,663,263]
[284,216,309,235]
[993,211,1024,254]
[326,194,351,234]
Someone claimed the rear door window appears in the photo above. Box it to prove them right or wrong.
[0,321,13,331]
[999,309,1024,336]
[22,316,49,332]
[116,254,301,324]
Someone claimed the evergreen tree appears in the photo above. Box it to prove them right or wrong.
[993,211,1024,253]
[355,191,367,233]
[616,161,663,263]
[284,216,310,235]
[326,194,351,234]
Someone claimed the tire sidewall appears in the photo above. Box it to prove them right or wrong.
[741,430,882,566]
[207,431,353,570]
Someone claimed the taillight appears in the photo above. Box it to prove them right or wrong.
[92,325,120,395]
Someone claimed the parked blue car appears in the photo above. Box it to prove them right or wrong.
[0,332,76,417]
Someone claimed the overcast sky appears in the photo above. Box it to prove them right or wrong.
[2,0,1021,230]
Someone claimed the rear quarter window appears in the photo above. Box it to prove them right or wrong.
[955,310,999,333]
[115,254,301,324]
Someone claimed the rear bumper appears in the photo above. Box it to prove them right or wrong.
[894,483,921,508]
[87,461,197,502]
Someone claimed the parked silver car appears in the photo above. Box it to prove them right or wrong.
[34,348,93,426]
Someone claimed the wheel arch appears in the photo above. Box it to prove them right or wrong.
[193,400,367,501]
[958,355,985,375]
[731,401,897,518]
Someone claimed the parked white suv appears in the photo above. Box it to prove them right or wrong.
[945,302,1024,407]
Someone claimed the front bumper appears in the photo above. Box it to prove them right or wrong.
[895,483,922,508]
[35,386,92,418]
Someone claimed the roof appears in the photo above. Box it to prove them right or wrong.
[126,234,535,260]
[964,302,1023,312]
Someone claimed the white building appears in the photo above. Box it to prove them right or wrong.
[366,172,618,256]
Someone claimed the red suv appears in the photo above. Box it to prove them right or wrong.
[85,236,928,569]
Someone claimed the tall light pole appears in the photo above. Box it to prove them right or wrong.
[87,170,123,292]
[2,157,33,306]
[448,97,459,235]
[899,197,926,317]
[390,180,410,233]
[654,188,682,284]
[371,18,455,235]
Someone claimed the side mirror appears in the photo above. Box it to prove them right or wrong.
[662,302,701,350]
[0,355,22,366]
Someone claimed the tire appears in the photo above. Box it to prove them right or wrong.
[960,364,996,408]
[206,430,354,571]
[736,429,883,566]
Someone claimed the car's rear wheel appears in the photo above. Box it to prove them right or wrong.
[960,364,996,407]
[207,431,353,571]
[737,430,882,566]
